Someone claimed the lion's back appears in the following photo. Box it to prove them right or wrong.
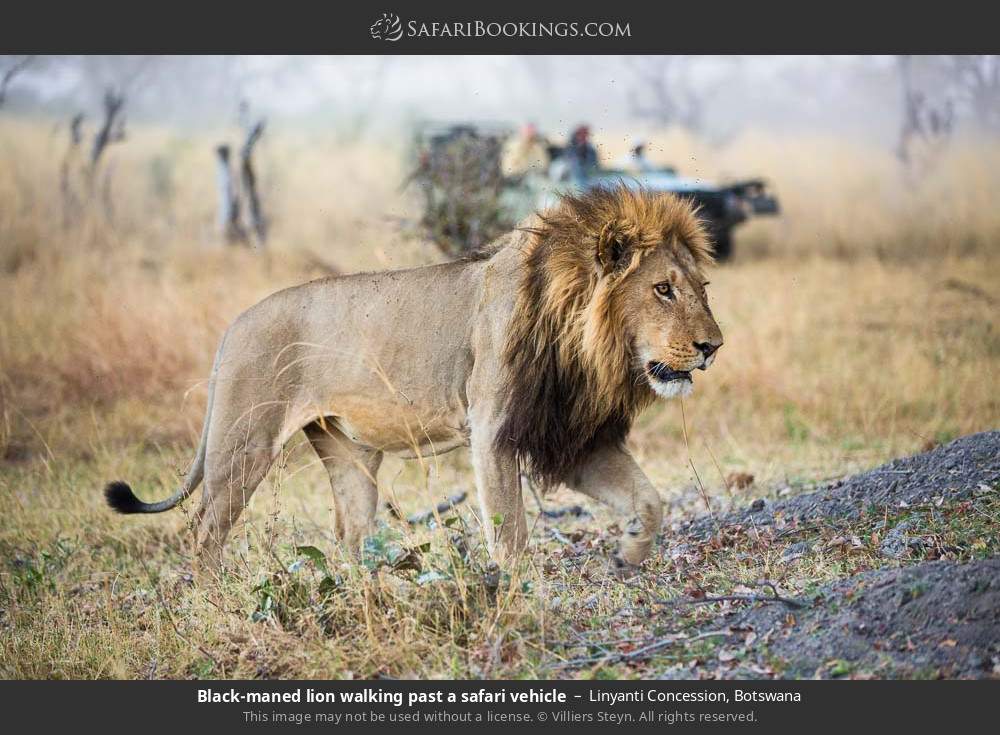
[213,257,505,409]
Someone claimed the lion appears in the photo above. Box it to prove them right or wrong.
[104,186,723,572]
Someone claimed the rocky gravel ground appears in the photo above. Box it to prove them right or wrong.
[663,432,1000,679]
[713,558,1000,678]
[682,431,1000,539]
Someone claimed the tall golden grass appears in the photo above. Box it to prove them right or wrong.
[1,119,996,470]
[601,126,1000,260]
[0,118,997,678]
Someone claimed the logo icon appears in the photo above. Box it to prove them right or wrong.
[370,13,403,41]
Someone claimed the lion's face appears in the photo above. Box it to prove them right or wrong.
[620,244,723,399]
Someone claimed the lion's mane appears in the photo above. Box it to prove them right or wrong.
[494,185,713,486]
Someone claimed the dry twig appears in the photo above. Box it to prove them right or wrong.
[656,580,805,610]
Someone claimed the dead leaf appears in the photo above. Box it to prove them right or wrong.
[726,472,755,491]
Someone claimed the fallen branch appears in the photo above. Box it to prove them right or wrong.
[547,528,574,546]
[551,629,730,669]
[539,504,590,520]
[657,581,805,611]
[523,472,592,520]
[406,491,468,525]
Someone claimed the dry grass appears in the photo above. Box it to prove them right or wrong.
[0,119,997,679]
[601,127,1000,261]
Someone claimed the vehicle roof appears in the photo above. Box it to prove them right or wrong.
[589,170,719,193]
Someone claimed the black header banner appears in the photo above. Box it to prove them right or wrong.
[1,1,998,54]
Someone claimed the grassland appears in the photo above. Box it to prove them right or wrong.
[0,119,997,678]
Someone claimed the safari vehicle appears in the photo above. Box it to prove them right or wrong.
[409,121,514,256]
[409,122,779,260]
[559,169,779,260]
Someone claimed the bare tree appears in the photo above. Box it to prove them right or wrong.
[76,56,150,104]
[90,89,126,168]
[88,89,128,222]
[239,120,267,246]
[625,56,714,132]
[896,56,954,169]
[942,55,1000,134]
[215,108,267,247]
[518,56,555,103]
[341,57,393,141]
[0,55,33,108]
[60,114,85,227]
[56,87,129,227]
[215,144,246,244]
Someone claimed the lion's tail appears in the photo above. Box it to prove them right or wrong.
[104,334,225,515]
[104,429,206,513]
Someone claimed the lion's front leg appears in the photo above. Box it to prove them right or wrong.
[468,404,528,566]
[566,444,664,567]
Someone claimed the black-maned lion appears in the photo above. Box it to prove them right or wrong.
[105,186,723,572]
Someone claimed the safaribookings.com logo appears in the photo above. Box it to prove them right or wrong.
[370,14,631,42]
[370,13,404,41]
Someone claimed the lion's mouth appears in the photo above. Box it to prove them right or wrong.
[646,362,692,384]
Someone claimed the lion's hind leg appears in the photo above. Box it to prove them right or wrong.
[304,420,382,551]
[193,402,287,576]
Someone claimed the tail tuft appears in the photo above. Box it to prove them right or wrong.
[104,481,144,514]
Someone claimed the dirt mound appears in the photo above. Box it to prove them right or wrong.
[682,431,1000,539]
[721,558,1000,678]
[664,432,1000,678]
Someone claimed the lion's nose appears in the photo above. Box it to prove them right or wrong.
[694,341,720,359]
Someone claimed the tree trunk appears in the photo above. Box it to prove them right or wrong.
[215,144,246,244]
[240,121,267,247]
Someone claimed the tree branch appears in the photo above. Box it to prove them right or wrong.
[0,55,34,108]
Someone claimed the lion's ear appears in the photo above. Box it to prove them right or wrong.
[596,220,633,274]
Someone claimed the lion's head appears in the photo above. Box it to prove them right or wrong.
[495,185,723,486]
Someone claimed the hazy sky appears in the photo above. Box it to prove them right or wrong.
[1,55,947,145]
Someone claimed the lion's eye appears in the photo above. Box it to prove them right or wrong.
[654,282,675,300]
